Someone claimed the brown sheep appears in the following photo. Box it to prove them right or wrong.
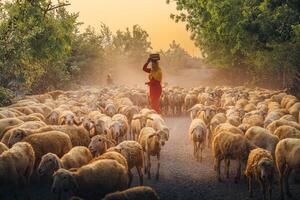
[51,159,128,199]
[103,186,160,200]
[275,138,300,200]
[0,142,8,154]
[267,119,300,133]
[22,131,72,166]
[35,125,90,147]
[38,146,93,176]
[212,131,255,183]
[245,126,279,157]
[4,121,47,146]
[91,151,128,172]
[138,127,161,180]
[88,135,116,157]
[0,118,23,139]
[245,148,275,200]
[0,142,35,187]
[274,125,300,140]
[107,141,144,186]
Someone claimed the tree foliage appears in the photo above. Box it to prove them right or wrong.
[168,0,300,88]
[0,0,78,93]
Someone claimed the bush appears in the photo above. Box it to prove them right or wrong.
[0,87,14,107]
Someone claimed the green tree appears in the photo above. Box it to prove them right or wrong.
[168,0,300,89]
[0,0,78,93]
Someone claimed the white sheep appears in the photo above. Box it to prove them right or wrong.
[188,118,207,162]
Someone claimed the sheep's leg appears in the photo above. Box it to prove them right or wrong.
[136,166,143,185]
[248,175,253,198]
[268,181,273,200]
[207,129,211,148]
[143,153,147,174]
[193,141,197,160]
[225,159,230,178]
[234,160,241,183]
[128,170,133,187]
[200,143,203,162]
[284,168,292,197]
[216,158,222,182]
[147,153,151,179]
[259,178,266,200]
[279,172,285,200]
[156,153,160,180]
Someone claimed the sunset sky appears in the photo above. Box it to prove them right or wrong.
[67,0,200,56]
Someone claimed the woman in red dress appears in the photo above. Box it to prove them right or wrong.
[143,58,163,113]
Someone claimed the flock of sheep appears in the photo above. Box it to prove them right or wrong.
[0,85,300,200]
[0,88,168,200]
[184,86,300,200]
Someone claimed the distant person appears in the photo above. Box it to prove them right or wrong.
[107,73,113,86]
[143,54,162,113]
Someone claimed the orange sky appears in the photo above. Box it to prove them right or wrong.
[67,0,200,56]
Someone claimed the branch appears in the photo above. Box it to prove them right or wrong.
[46,3,71,12]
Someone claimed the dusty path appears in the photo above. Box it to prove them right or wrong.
[132,117,300,200]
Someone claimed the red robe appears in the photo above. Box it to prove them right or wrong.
[143,63,162,113]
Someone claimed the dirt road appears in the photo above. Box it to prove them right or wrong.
[132,117,300,200]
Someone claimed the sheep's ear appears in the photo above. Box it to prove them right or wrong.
[60,116,66,125]
[74,118,81,126]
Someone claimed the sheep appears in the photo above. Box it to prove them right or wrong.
[92,115,112,136]
[0,142,35,187]
[3,121,47,146]
[212,131,255,182]
[59,110,79,125]
[274,125,300,140]
[131,114,143,140]
[280,114,297,122]
[110,114,129,143]
[146,114,170,145]
[88,135,116,157]
[38,146,93,176]
[264,111,284,128]
[91,151,128,172]
[105,103,117,117]
[51,159,128,199]
[245,126,279,157]
[0,118,23,139]
[188,118,207,162]
[21,131,72,166]
[0,142,8,154]
[245,148,275,200]
[266,119,300,133]
[138,127,161,180]
[275,138,300,200]
[34,125,90,147]
[187,104,204,120]
[242,112,264,127]
[103,186,160,200]
[209,113,226,144]
[213,123,243,139]
[288,102,300,121]
[107,140,144,186]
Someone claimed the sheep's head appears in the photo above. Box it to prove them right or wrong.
[109,121,122,142]
[93,119,106,135]
[257,158,274,181]
[157,127,170,146]
[47,111,59,124]
[88,135,109,157]
[52,169,78,197]
[105,105,116,117]
[38,153,61,176]
[80,117,93,131]
[8,129,27,147]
